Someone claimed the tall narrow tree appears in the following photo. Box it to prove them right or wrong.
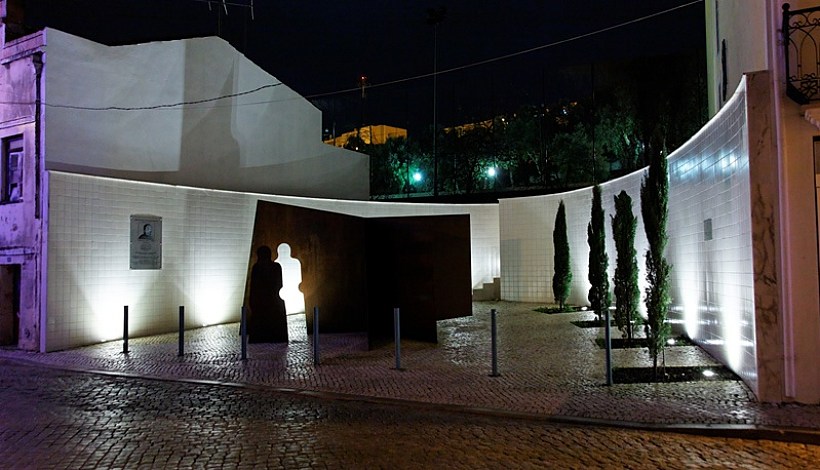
[640,151,672,378]
[552,200,572,310]
[587,185,610,319]
[612,190,641,342]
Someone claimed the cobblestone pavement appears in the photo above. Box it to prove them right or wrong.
[1,358,817,469]
[2,301,819,437]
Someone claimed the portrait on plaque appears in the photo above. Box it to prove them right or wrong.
[130,215,162,270]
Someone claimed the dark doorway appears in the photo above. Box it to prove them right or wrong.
[0,264,20,346]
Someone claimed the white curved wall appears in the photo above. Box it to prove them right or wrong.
[500,78,757,390]
[42,28,368,200]
[44,171,498,351]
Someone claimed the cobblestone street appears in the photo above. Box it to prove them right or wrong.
[1,358,817,469]
[1,301,819,468]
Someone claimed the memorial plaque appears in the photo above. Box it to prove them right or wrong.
[130,215,162,270]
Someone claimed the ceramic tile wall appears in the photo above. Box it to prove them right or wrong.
[499,80,757,388]
[45,175,499,351]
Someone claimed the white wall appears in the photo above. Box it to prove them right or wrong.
[500,79,758,392]
[705,0,768,116]
[45,171,498,351]
[41,28,368,200]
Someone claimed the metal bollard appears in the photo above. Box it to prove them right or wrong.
[490,308,500,377]
[605,308,613,386]
[313,306,320,366]
[122,305,129,354]
[240,306,248,360]
[393,307,402,370]
[178,306,185,357]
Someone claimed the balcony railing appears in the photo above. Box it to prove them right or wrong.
[784,3,820,104]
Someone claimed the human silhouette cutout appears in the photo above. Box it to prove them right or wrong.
[248,245,288,343]
[275,243,305,314]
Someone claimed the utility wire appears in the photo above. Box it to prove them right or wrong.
[305,0,703,99]
[41,83,281,111]
[4,1,701,111]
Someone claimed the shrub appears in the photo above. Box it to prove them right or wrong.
[611,190,641,342]
[587,185,610,319]
[552,200,572,310]
[640,151,672,377]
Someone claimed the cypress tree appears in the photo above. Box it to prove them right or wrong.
[587,185,610,320]
[612,190,641,342]
[640,151,672,378]
[552,200,572,310]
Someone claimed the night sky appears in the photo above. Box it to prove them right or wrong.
[23,0,705,133]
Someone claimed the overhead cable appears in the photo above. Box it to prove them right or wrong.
[2,1,700,111]
[41,83,282,111]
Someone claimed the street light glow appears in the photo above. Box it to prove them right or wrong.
[413,171,423,182]
[487,167,497,177]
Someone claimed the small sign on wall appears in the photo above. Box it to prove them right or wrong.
[130,215,162,270]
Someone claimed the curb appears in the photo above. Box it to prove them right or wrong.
[3,355,819,446]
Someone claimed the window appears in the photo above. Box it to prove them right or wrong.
[1,136,23,203]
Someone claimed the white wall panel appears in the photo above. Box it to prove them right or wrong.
[45,173,499,351]
[42,28,368,200]
[500,79,757,390]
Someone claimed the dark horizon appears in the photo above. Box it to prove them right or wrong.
[20,0,706,134]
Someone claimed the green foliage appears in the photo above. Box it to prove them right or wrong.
[587,185,610,319]
[611,190,641,341]
[640,151,672,375]
[360,53,707,200]
[552,200,572,309]
[549,123,593,187]
[367,137,432,197]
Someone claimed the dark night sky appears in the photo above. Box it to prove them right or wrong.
[23,0,705,133]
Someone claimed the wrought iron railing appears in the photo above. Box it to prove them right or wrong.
[783,3,820,104]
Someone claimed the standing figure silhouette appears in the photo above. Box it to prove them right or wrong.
[248,245,288,343]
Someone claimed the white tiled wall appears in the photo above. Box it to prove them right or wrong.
[500,79,757,389]
[45,174,499,351]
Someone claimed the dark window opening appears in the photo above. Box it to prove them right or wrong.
[1,135,23,203]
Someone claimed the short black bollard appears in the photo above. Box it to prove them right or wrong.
[605,308,613,386]
[240,306,248,360]
[393,307,402,370]
[122,305,129,354]
[313,306,320,366]
[490,308,501,377]
[178,306,185,357]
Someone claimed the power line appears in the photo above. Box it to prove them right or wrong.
[3,1,701,111]
[305,0,703,100]
[41,83,281,111]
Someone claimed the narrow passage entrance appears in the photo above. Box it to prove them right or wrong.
[0,264,20,346]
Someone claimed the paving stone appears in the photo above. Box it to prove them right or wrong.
[1,301,819,432]
[1,361,817,469]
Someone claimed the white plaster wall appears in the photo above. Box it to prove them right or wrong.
[41,28,368,200]
[705,0,768,116]
[500,80,757,390]
[45,171,498,351]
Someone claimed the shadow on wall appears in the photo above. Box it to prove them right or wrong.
[244,201,473,348]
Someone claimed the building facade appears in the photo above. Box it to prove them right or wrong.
[498,1,820,404]
[3,1,819,405]
[0,20,500,353]
[706,0,820,404]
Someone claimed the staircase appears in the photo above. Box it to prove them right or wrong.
[472,277,500,301]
